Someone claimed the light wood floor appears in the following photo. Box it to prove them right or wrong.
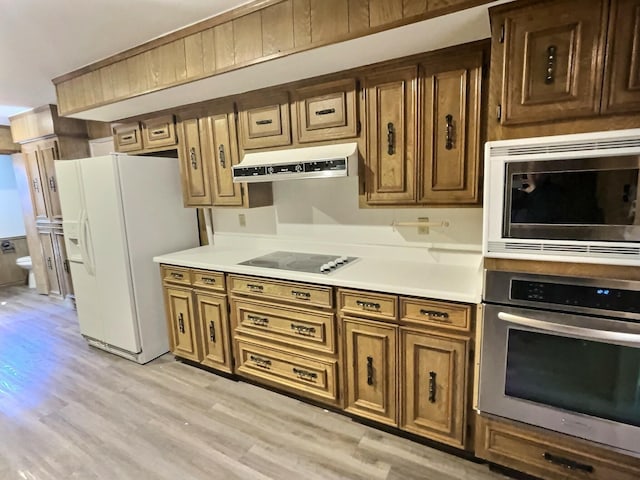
[0,286,506,480]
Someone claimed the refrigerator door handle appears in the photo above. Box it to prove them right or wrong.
[79,210,95,276]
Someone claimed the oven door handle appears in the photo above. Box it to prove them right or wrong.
[498,312,640,346]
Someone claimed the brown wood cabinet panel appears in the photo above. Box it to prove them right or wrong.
[403,0,427,17]
[234,12,263,64]
[400,329,468,448]
[293,78,358,143]
[369,0,403,27]
[184,32,205,79]
[602,0,640,113]
[292,0,312,47]
[53,230,73,297]
[201,28,218,74]
[39,231,61,296]
[348,0,370,32]
[310,0,349,42]
[141,115,176,149]
[364,65,417,204]
[113,122,142,152]
[476,415,640,480]
[38,139,62,221]
[261,1,295,55]
[237,92,291,149]
[195,292,232,372]
[126,53,151,95]
[498,0,608,125]
[23,145,48,222]
[344,317,398,426]
[165,286,201,362]
[215,22,235,70]
[176,116,212,206]
[419,50,483,204]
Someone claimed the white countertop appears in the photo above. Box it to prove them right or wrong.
[153,240,483,304]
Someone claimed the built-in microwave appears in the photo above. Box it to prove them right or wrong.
[483,129,640,265]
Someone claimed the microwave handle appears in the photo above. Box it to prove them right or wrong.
[497,312,640,346]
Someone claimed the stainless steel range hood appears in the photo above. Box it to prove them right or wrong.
[232,142,358,183]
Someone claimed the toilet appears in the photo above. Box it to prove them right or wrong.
[16,256,36,288]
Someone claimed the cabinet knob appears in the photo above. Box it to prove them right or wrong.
[445,114,454,150]
[218,144,226,168]
[190,147,198,169]
[178,313,185,333]
[209,321,216,342]
[387,122,395,155]
[428,371,437,403]
[366,356,374,386]
[545,45,557,85]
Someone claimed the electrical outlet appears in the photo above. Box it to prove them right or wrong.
[417,217,429,234]
[238,214,246,227]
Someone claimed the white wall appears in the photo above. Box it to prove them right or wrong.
[0,155,25,238]
[211,177,483,250]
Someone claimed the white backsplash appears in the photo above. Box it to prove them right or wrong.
[211,177,483,251]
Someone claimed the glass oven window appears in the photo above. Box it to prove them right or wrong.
[505,329,640,427]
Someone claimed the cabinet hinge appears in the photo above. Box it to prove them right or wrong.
[499,24,505,43]
[496,104,502,121]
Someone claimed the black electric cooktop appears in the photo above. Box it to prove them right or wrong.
[238,251,358,274]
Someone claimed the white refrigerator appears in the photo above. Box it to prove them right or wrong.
[55,154,199,363]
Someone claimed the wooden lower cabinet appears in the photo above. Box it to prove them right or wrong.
[53,229,73,298]
[164,286,201,362]
[195,292,232,373]
[343,317,398,426]
[400,329,468,448]
[38,231,62,296]
[476,414,640,480]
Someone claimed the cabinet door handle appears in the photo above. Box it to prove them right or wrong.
[293,367,318,381]
[178,313,185,333]
[202,277,216,285]
[290,323,316,336]
[247,283,264,292]
[428,371,437,403]
[445,114,454,150]
[357,300,381,310]
[190,147,198,169]
[545,45,557,85]
[291,290,311,299]
[248,314,269,327]
[218,144,226,168]
[170,272,184,280]
[387,122,395,155]
[366,356,374,386]
[48,176,57,192]
[47,257,53,270]
[315,108,336,116]
[63,259,70,273]
[152,129,166,135]
[209,321,216,342]
[420,309,450,321]
[255,119,273,125]
[33,179,40,193]
[250,354,272,368]
[121,134,134,142]
[543,452,593,473]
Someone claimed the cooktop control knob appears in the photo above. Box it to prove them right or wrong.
[335,257,345,264]
[295,164,303,173]
[327,261,337,269]
[340,256,349,263]
[267,166,275,174]
[320,264,330,272]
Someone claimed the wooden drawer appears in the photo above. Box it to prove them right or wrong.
[191,269,226,292]
[476,415,640,480]
[113,122,142,152]
[236,338,339,404]
[338,289,397,321]
[293,78,358,143]
[232,298,336,354]
[229,275,333,308]
[237,92,291,149]
[161,265,191,286]
[400,297,472,332]
[141,115,176,149]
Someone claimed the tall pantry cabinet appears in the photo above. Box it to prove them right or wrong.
[9,105,91,298]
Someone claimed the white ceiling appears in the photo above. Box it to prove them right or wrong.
[0,0,253,124]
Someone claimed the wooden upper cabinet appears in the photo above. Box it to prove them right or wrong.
[113,122,143,152]
[419,50,483,204]
[38,139,63,221]
[200,111,244,206]
[176,115,212,206]
[292,78,358,143]
[237,91,291,149]
[141,115,177,149]
[165,286,201,362]
[602,0,640,113]
[23,144,48,222]
[364,66,417,205]
[400,329,468,448]
[497,0,608,125]
[344,317,398,426]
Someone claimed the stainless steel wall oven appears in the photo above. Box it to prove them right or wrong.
[479,270,640,457]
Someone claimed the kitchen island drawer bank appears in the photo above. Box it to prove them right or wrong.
[159,263,477,450]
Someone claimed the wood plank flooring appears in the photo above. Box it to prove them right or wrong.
[0,286,506,480]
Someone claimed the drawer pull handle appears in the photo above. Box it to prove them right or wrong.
[121,134,134,142]
[387,122,395,155]
[445,114,454,150]
[218,144,226,168]
[190,147,198,169]
[366,356,374,386]
[290,323,316,336]
[315,108,336,116]
[248,315,269,327]
[291,290,311,299]
[47,257,53,270]
[545,45,557,85]
[152,129,166,135]
[543,452,593,473]
[357,300,381,310]
[170,272,184,280]
[178,313,185,334]
[250,355,271,368]
[209,321,216,342]
[247,284,264,292]
[293,367,318,381]
[202,277,216,285]
[49,176,57,192]
[33,179,40,193]
[255,119,273,125]
[420,309,450,321]
[428,371,437,403]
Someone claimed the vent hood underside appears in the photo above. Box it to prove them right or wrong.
[232,142,358,183]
